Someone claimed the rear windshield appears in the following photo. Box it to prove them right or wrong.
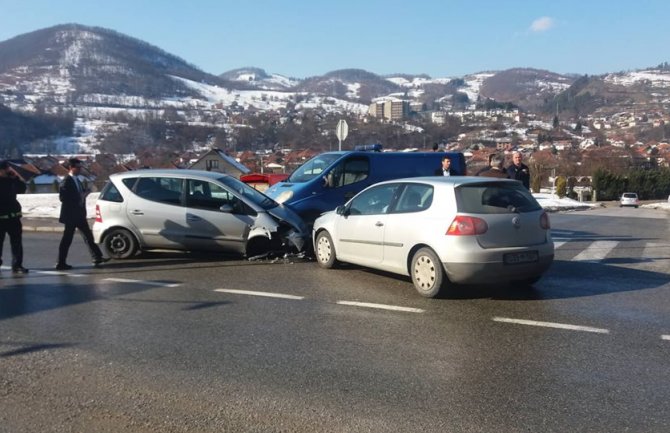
[622,193,637,198]
[455,182,541,214]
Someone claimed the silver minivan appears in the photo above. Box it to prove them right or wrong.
[93,169,308,259]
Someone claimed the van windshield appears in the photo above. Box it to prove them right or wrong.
[287,153,340,183]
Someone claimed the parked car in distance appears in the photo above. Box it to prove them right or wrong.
[313,177,554,298]
[93,169,308,259]
[265,146,466,224]
[619,192,639,208]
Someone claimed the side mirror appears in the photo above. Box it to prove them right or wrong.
[335,205,348,216]
[219,204,234,213]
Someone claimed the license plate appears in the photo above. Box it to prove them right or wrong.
[504,251,539,265]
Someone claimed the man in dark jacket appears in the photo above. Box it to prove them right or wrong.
[435,155,457,176]
[506,151,530,189]
[0,160,28,274]
[56,158,108,270]
[478,154,509,179]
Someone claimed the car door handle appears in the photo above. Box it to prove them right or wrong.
[375,221,384,227]
[186,214,202,222]
[130,210,144,215]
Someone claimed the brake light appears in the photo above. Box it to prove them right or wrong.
[540,211,550,229]
[446,216,488,235]
[95,204,102,223]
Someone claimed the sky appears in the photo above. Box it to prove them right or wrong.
[1,0,669,79]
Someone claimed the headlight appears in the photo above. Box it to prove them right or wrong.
[275,190,294,204]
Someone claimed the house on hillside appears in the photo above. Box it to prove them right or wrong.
[188,148,251,178]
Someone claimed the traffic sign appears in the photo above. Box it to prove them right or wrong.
[336,119,348,142]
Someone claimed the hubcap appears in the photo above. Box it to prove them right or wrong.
[110,234,128,253]
[414,255,436,289]
[317,237,331,263]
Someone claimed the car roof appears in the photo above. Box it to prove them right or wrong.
[371,176,521,187]
[110,169,233,181]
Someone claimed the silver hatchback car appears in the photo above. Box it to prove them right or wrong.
[93,169,308,259]
[313,177,554,297]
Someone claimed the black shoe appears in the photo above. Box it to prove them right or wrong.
[12,267,29,274]
[55,263,73,271]
[93,257,111,267]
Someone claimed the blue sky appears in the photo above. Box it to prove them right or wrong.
[1,0,668,79]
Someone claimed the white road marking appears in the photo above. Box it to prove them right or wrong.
[214,289,304,300]
[336,301,425,313]
[553,241,566,249]
[104,278,181,288]
[493,317,609,334]
[571,240,618,262]
[662,335,670,341]
[37,270,86,277]
[0,267,86,277]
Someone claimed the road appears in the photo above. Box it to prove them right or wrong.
[1,206,669,432]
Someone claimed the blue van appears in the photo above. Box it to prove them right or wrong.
[265,148,466,223]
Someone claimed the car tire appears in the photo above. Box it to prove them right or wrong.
[411,247,445,298]
[315,231,338,268]
[102,228,138,259]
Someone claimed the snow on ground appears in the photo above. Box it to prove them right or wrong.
[16,192,670,220]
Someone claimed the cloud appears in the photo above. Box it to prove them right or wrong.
[530,17,555,32]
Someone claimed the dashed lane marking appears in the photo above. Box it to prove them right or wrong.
[493,317,610,334]
[662,335,670,341]
[214,289,304,300]
[336,301,425,313]
[104,278,181,288]
[0,267,85,277]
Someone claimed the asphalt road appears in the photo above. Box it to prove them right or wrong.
[1,206,670,432]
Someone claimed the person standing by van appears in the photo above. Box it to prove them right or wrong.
[477,154,508,179]
[0,160,28,274]
[507,151,530,189]
[435,155,456,176]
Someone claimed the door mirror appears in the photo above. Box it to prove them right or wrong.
[335,205,348,216]
[219,204,234,213]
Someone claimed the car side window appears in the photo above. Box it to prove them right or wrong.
[328,157,369,188]
[393,184,433,213]
[348,184,399,215]
[186,180,253,215]
[134,177,183,205]
[99,181,124,202]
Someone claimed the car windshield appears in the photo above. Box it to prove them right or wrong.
[286,153,340,183]
[623,193,637,198]
[218,176,278,210]
[456,182,541,214]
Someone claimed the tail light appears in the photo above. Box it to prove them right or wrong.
[446,216,488,235]
[95,204,102,223]
[540,211,550,229]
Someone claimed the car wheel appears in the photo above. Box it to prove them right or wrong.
[102,228,138,259]
[315,231,337,268]
[411,247,445,298]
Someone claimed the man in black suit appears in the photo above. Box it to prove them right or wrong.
[0,160,28,274]
[56,158,108,270]
[435,155,456,176]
